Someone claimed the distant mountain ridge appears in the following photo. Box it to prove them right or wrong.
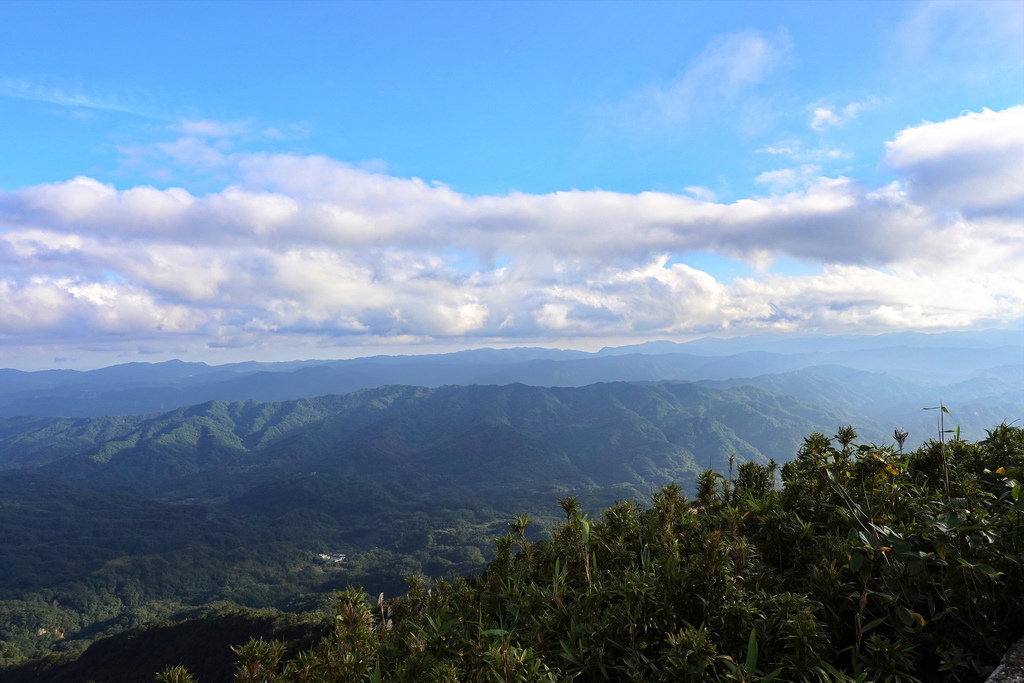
[695,364,1021,442]
[0,331,1019,435]
[0,381,854,505]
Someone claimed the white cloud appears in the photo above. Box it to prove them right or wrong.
[684,186,718,202]
[0,277,206,336]
[0,106,1021,356]
[759,141,851,162]
[734,263,1023,331]
[884,105,1024,217]
[176,119,253,138]
[2,162,917,265]
[809,107,841,131]
[754,165,823,193]
[809,97,879,131]
[173,118,310,142]
[0,280,73,334]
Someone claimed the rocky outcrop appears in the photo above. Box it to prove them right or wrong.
[988,636,1024,682]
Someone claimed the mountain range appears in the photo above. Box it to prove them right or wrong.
[0,381,853,502]
[1,329,1019,443]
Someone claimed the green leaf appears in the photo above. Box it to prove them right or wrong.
[896,606,914,626]
[745,628,759,671]
[974,564,1002,578]
[818,661,844,676]
[559,640,580,665]
[861,617,885,633]
[875,593,897,605]
[482,628,510,636]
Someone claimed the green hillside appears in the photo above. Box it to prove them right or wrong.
[0,382,850,501]
[0,381,854,668]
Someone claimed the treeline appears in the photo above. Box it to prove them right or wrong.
[156,424,1022,682]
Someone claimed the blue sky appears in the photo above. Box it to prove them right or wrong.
[0,0,1022,369]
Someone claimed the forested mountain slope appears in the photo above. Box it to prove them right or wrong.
[0,380,859,668]
[0,381,851,501]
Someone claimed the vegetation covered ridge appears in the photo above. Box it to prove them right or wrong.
[144,424,1020,681]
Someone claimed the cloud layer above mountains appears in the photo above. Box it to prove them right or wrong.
[1,106,1022,361]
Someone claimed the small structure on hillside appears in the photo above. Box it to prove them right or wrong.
[318,552,346,563]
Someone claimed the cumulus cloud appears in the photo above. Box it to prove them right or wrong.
[0,166,932,265]
[0,277,205,336]
[884,105,1024,217]
[0,106,1021,357]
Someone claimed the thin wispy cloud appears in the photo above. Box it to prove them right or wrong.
[759,140,851,163]
[0,76,157,118]
[173,118,310,142]
[754,164,823,193]
[176,119,254,138]
[601,29,793,135]
[894,0,1024,86]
